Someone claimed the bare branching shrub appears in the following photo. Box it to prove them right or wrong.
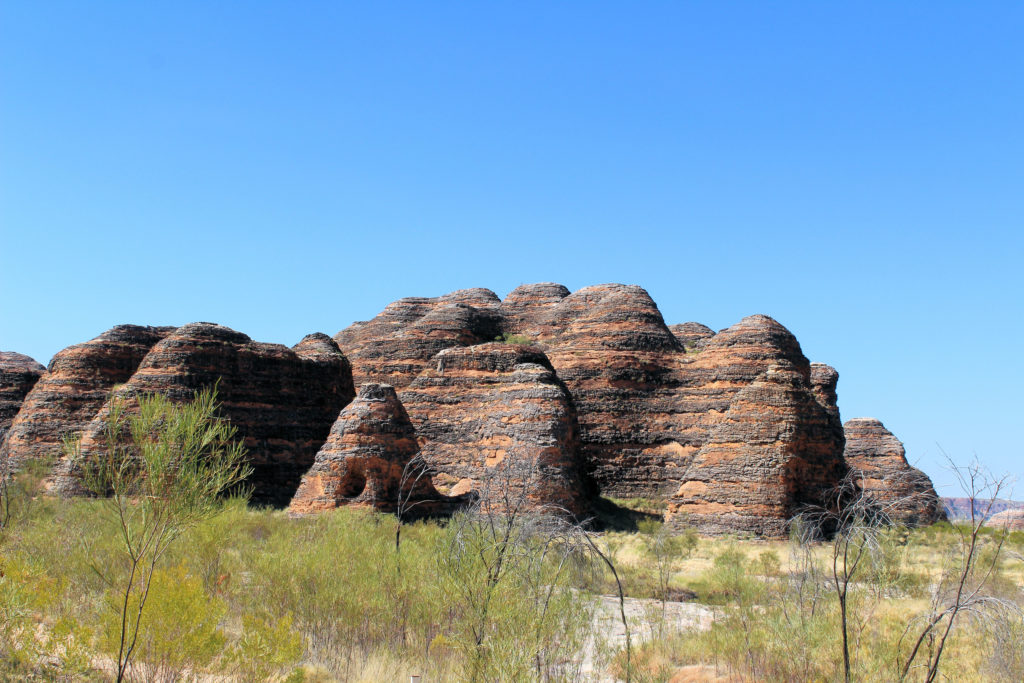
[436,451,630,681]
[897,458,1020,682]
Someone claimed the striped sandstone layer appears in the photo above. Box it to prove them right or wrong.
[289,383,455,516]
[843,418,945,525]
[0,352,46,436]
[1,325,175,469]
[334,288,502,389]
[54,324,354,506]
[335,284,852,522]
[399,343,591,517]
[666,361,848,537]
[987,508,1024,532]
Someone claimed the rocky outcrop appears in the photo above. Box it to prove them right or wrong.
[289,383,452,516]
[810,363,840,421]
[0,352,46,435]
[54,324,354,506]
[399,343,591,517]
[334,289,502,389]
[843,418,945,525]
[666,361,848,537]
[500,284,690,497]
[987,508,1024,532]
[668,322,715,349]
[1,326,176,468]
[943,497,1022,522]
[499,282,571,338]
[337,286,845,506]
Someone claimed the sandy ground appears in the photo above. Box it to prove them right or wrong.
[579,595,715,681]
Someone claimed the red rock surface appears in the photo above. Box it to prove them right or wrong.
[289,383,451,516]
[0,352,46,435]
[843,418,945,525]
[987,508,1024,532]
[55,324,354,506]
[399,342,591,517]
[334,288,502,389]
[666,361,848,537]
[336,285,845,510]
[1,325,175,469]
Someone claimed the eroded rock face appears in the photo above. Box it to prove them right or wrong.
[55,324,354,506]
[810,363,840,421]
[334,289,502,388]
[843,418,945,525]
[668,322,715,349]
[666,361,848,538]
[0,352,46,435]
[400,343,591,517]
[987,508,1024,532]
[336,285,844,506]
[289,383,450,516]
[1,326,176,468]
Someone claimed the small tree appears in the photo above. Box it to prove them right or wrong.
[66,387,251,683]
[637,518,697,634]
[795,472,891,683]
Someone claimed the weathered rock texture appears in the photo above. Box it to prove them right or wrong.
[810,363,840,421]
[843,418,945,525]
[0,352,46,436]
[400,343,591,517]
[987,508,1024,532]
[54,324,354,506]
[501,283,691,495]
[666,361,848,536]
[669,322,715,349]
[335,284,857,534]
[334,289,502,389]
[1,326,176,468]
[289,383,451,516]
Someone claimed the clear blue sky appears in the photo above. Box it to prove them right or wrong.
[2,2,1021,495]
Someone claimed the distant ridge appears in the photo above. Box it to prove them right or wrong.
[942,497,1023,522]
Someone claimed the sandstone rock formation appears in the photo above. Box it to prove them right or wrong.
[668,322,715,349]
[400,343,591,517]
[14,282,935,536]
[336,285,850,522]
[289,383,452,516]
[334,288,502,389]
[842,418,945,525]
[666,361,848,537]
[54,324,354,506]
[987,508,1024,532]
[810,363,840,421]
[0,352,46,436]
[1,325,176,469]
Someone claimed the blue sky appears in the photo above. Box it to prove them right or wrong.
[2,2,1021,494]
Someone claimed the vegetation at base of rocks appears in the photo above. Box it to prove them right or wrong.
[66,387,251,683]
[494,332,534,345]
[1,457,1021,682]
